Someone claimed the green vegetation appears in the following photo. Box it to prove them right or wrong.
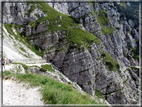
[92,9,115,35]
[131,41,139,60]
[29,65,39,68]
[97,9,109,25]
[4,24,15,36]
[65,28,101,49]
[106,86,125,95]
[127,31,131,35]
[4,23,44,56]
[88,81,91,85]
[95,89,105,100]
[3,70,101,104]
[46,46,55,51]
[131,48,139,60]
[123,51,127,58]
[124,68,130,73]
[4,3,103,56]
[14,63,29,70]
[26,3,101,51]
[28,3,80,34]
[114,3,139,29]
[70,7,78,12]
[101,51,120,71]
[41,83,98,104]
[101,26,115,35]
[19,47,26,53]
[4,24,31,58]
[26,4,37,17]
[41,64,55,72]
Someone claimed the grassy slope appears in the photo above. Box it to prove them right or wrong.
[3,2,125,105]
[27,3,101,49]
[101,51,120,72]
[3,63,105,104]
[4,2,120,73]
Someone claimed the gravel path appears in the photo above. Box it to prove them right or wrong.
[3,79,45,105]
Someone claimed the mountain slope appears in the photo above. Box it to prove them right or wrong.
[2,1,140,105]
[1,24,42,60]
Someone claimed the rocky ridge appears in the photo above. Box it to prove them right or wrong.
[2,1,140,105]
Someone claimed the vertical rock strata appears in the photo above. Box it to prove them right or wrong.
[3,1,140,104]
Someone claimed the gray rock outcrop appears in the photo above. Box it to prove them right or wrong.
[3,3,47,25]
[2,1,140,105]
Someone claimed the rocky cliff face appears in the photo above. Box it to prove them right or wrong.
[3,1,140,104]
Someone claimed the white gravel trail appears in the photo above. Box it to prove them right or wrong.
[3,64,46,106]
[3,79,45,105]
[0,23,46,106]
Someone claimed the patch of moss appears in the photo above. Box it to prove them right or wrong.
[29,21,37,28]
[124,68,130,73]
[101,51,120,71]
[4,24,15,36]
[59,48,67,52]
[65,28,101,49]
[101,26,115,35]
[19,47,26,53]
[46,46,55,51]
[106,86,125,95]
[26,3,37,17]
[41,64,55,72]
[90,9,115,35]
[29,65,39,68]
[88,81,91,85]
[131,41,139,60]
[95,89,105,99]
[97,9,109,26]
[40,67,47,72]
[70,6,79,13]
[14,63,28,70]
[127,31,131,35]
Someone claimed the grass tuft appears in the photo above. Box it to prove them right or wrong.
[65,28,101,49]
[101,51,120,71]
[41,64,55,72]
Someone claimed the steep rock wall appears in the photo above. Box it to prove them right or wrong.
[2,1,140,104]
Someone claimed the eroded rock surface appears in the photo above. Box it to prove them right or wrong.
[3,1,140,105]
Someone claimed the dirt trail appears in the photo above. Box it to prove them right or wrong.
[3,79,44,105]
[2,64,45,106]
[1,22,46,106]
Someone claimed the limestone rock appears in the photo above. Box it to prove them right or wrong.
[26,25,31,36]
[132,29,139,41]
[3,2,140,105]
[126,32,137,48]
[93,3,100,12]
[19,65,25,74]
[128,19,135,28]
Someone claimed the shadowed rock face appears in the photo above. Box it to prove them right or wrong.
[3,2,140,104]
